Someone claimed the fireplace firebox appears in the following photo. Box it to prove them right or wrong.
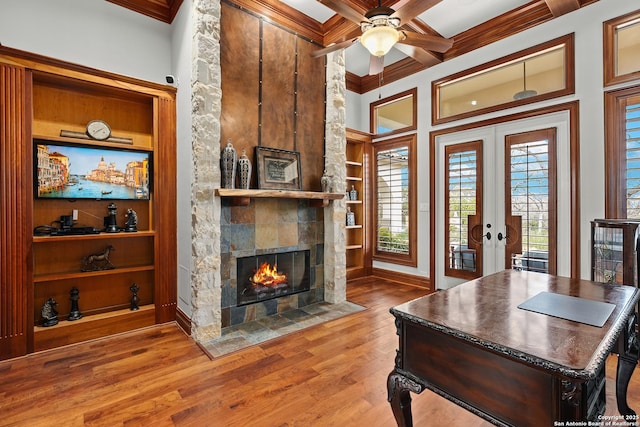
[236,250,310,306]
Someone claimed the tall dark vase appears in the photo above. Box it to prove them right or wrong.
[221,139,237,189]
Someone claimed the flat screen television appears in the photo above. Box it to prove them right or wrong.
[35,140,152,200]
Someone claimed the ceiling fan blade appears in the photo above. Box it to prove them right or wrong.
[400,31,453,53]
[369,55,384,75]
[317,0,367,25]
[391,0,442,24]
[310,38,359,58]
[394,43,441,67]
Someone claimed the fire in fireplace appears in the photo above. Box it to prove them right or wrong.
[236,250,310,306]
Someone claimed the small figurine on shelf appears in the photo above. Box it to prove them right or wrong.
[41,298,59,327]
[104,202,119,233]
[349,185,358,201]
[81,245,115,272]
[124,208,138,232]
[130,283,140,311]
[68,287,82,321]
[346,206,356,226]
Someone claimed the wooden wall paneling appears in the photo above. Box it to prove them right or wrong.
[155,96,177,323]
[32,82,154,147]
[0,63,30,359]
[296,38,326,191]
[261,23,296,153]
[221,4,327,191]
[221,1,260,186]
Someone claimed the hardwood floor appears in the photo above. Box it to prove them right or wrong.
[1,277,639,426]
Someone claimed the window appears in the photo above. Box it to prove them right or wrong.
[605,85,640,218]
[370,88,417,136]
[432,34,574,125]
[373,135,417,266]
[604,10,640,86]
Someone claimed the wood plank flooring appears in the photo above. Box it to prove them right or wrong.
[1,277,640,426]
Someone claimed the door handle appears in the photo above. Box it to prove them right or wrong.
[469,223,491,244]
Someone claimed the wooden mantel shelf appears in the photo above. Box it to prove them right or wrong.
[216,189,344,207]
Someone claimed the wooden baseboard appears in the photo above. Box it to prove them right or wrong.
[370,267,431,290]
[175,308,192,335]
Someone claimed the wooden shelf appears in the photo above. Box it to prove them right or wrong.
[346,244,363,250]
[346,176,363,182]
[34,265,155,283]
[346,200,362,204]
[346,160,362,167]
[34,305,155,352]
[346,225,362,229]
[33,133,152,152]
[33,230,155,243]
[216,188,344,207]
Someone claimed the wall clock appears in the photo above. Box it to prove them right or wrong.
[86,120,111,141]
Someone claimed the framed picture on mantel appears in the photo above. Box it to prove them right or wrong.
[256,147,301,190]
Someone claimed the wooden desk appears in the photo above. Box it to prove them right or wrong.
[387,270,640,427]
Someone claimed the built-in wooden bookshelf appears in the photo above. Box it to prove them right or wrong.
[0,46,177,359]
[345,129,372,279]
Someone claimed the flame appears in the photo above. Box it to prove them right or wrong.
[250,262,288,287]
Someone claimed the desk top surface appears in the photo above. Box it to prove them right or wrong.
[391,270,640,376]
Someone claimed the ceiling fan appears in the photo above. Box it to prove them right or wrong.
[311,0,454,75]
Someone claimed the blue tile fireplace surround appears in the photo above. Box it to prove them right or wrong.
[220,198,325,328]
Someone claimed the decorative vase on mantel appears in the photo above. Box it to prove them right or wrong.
[221,139,237,189]
[238,149,252,190]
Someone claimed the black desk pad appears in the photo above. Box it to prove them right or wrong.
[518,291,616,327]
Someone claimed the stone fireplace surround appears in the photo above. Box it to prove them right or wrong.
[189,0,347,342]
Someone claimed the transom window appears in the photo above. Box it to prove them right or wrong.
[604,10,640,86]
[432,34,574,125]
[370,88,417,136]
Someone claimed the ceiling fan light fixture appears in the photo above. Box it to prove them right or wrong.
[361,25,400,57]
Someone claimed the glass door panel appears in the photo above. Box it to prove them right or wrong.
[505,128,557,274]
[445,141,483,279]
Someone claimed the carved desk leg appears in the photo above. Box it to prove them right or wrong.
[617,330,639,417]
[387,371,424,427]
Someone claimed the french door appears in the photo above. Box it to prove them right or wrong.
[434,112,572,289]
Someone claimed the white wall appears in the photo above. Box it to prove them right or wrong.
[171,0,194,316]
[0,0,172,83]
[356,0,639,281]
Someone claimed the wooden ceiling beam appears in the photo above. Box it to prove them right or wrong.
[544,0,580,17]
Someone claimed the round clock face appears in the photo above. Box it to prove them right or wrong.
[86,120,111,141]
